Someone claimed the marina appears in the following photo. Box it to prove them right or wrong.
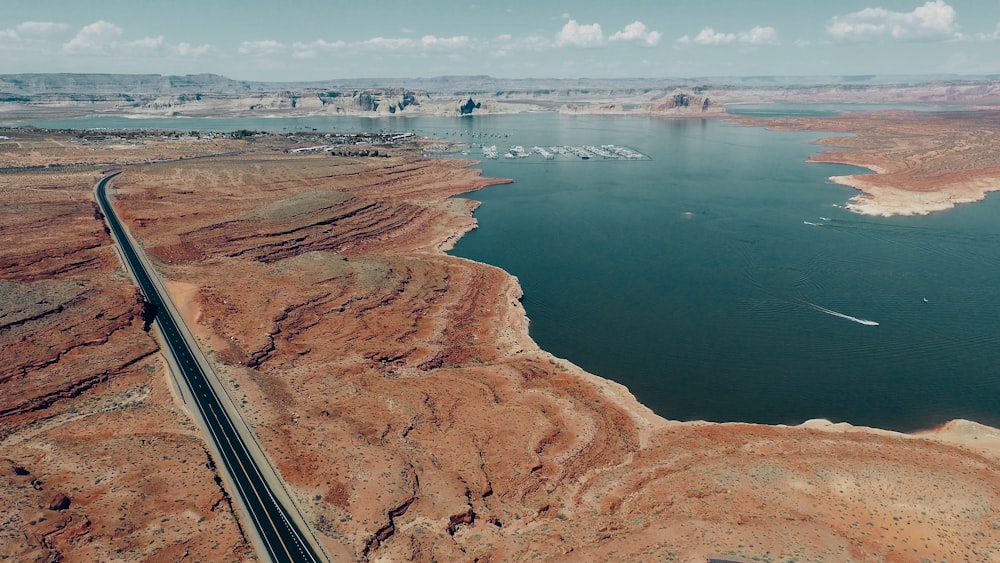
[477,142,649,161]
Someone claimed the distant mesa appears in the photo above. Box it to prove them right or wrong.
[649,91,722,113]
[559,89,723,116]
[3,72,1000,120]
[352,89,421,114]
[647,90,722,115]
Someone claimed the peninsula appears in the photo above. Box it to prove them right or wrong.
[737,110,1000,216]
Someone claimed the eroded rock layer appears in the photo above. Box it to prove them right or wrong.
[4,127,1000,562]
[1,139,253,562]
[112,145,1000,562]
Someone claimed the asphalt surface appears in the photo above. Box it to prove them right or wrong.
[96,173,323,563]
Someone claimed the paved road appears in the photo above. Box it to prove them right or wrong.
[96,172,323,563]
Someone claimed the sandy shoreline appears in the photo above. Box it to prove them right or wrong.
[825,165,1000,216]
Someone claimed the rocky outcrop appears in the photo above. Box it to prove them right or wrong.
[0,138,258,562]
[459,97,481,115]
[740,110,1000,216]
[647,89,723,114]
[354,92,379,112]
[559,90,724,116]
[0,193,159,418]
[0,72,247,96]
[47,492,71,511]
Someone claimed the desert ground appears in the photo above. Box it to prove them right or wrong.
[2,119,1000,562]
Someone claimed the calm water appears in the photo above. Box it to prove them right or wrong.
[445,115,1000,432]
[19,113,1000,431]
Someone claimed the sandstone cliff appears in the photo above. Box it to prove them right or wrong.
[559,90,724,116]
[647,90,723,114]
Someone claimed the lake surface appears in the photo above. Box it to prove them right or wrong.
[18,112,1000,431]
[447,115,1000,432]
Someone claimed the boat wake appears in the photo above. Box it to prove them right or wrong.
[800,299,879,326]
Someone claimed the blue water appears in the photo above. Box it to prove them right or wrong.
[17,112,1000,431]
[445,115,1000,432]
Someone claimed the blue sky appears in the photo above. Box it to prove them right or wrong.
[2,0,999,80]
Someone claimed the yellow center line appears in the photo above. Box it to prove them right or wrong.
[99,173,316,562]
[208,403,294,562]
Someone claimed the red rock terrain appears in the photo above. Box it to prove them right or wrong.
[4,127,1000,562]
[736,110,1000,216]
[1,134,252,562]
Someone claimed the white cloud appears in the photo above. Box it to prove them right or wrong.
[294,39,347,50]
[63,20,123,54]
[827,0,960,42]
[238,39,287,56]
[555,19,604,47]
[5,20,211,63]
[284,34,475,59]
[739,26,779,45]
[420,35,470,49]
[125,35,166,54]
[176,42,212,57]
[17,21,69,35]
[609,21,662,46]
[494,34,549,54]
[290,39,346,59]
[691,27,736,45]
[677,25,778,46]
[973,21,1000,41]
[359,36,413,50]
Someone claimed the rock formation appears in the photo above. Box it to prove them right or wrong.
[559,90,724,116]
[646,90,723,114]
[0,133,256,562]
[459,97,481,115]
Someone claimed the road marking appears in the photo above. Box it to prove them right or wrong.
[208,403,296,562]
[97,173,321,563]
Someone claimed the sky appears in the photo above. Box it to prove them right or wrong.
[2,0,1000,81]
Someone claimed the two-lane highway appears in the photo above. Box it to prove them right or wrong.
[96,172,324,563]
